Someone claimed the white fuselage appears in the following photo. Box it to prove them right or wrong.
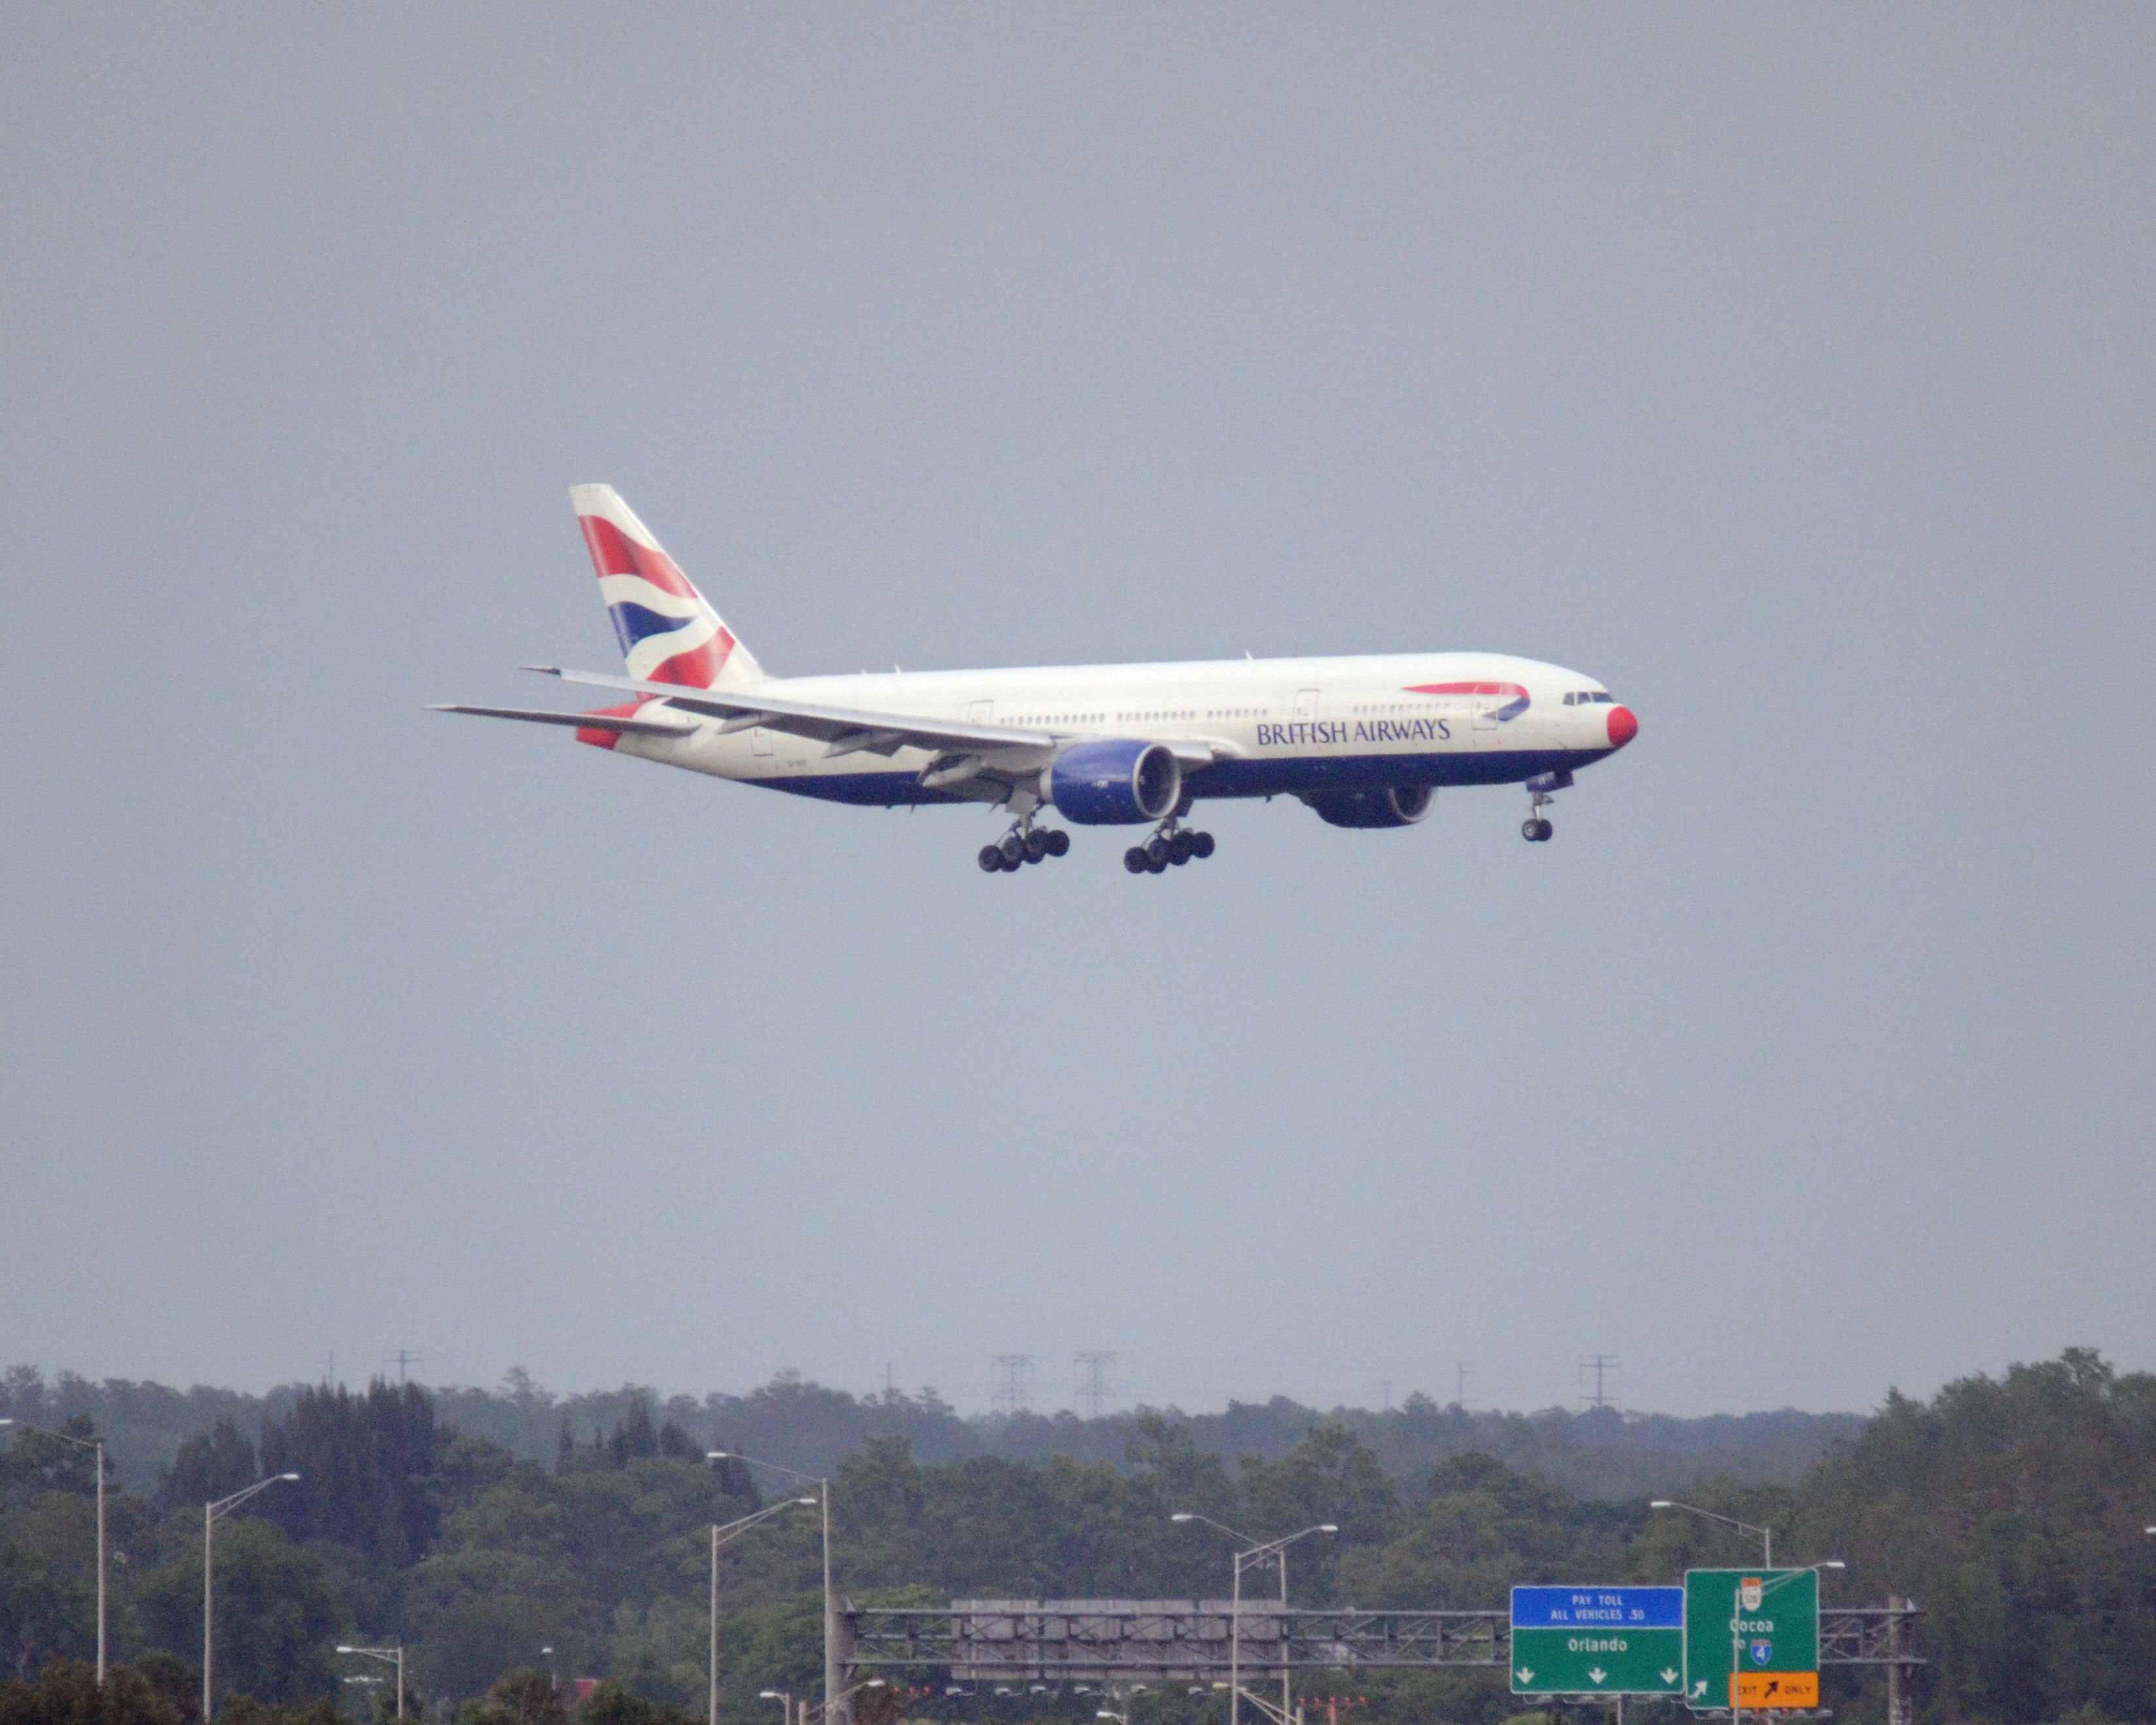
[610,650,1630,808]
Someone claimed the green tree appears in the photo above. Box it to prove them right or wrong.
[159,1425,258,1517]
[137,1518,340,1707]
[453,1671,561,1725]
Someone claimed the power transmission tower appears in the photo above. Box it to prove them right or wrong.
[383,1349,425,1385]
[1455,1362,1472,1409]
[1074,1352,1116,1419]
[991,1354,1035,1416]
[1578,1353,1619,1410]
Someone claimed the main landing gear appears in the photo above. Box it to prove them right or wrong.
[978,820,1070,873]
[1123,821,1217,876]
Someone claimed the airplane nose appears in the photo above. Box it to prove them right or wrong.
[1606,705,1638,749]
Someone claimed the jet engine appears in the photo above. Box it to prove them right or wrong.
[1301,785,1436,829]
[1046,739,1182,825]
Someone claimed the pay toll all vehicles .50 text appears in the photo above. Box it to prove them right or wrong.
[1511,1588,1686,1697]
[434,486,1639,874]
[1683,1570,1822,1711]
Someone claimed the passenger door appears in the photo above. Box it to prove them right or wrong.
[1293,688,1320,723]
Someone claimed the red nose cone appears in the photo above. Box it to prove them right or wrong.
[1606,705,1638,749]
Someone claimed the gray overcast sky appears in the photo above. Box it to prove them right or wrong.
[3,7,2150,1419]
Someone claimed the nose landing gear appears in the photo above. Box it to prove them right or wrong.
[1123,819,1216,875]
[977,819,1070,873]
[1520,768,1571,842]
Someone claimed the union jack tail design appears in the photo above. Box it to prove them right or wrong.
[570,484,765,693]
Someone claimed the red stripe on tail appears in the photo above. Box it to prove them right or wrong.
[577,515,699,599]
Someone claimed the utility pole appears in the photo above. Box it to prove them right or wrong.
[1455,1364,1470,1408]
[383,1350,423,1385]
[1578,1355,1618,1411]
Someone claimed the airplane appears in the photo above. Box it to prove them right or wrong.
[435,485,1638,874]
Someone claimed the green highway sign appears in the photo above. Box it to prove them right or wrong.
[1510,1588,1685,1696]
[1682,1569,1820,1711]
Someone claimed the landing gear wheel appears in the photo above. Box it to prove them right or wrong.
[1190,830,1216,859]
[1168,832,1195,865]
[1023,830,1049,864]
[1144,835,1169,868]
[979,844,1004,872]
[1124,847,1148,874]
[998,832,1026,866]
[1536,818,1553,841]
[1144,849,1169,874]
[1044,828,1070,857]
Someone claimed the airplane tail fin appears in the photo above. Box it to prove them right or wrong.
[569,484,766,690]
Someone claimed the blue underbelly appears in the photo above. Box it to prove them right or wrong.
[745,747,1614,808]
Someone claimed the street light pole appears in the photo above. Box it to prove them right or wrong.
[1,1419,107,1684]
[338,1645,406,1719]
[1173,1516,1335,1725]
[1727,1561,1842,1725]
[203,1473,300,1722]
[704,1496,818,1725]
[1648,1501,1772,1565]
[711,1451,837,1725]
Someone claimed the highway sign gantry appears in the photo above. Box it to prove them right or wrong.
[1682,1569,1820,1711]
[1510,1587,1685,1696]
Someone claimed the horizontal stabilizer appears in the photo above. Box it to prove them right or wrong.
[428,703,691,738]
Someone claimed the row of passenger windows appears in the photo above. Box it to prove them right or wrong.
[1351,700,1440,716]
[1012,709,1267,726]
[1564,690,1614,705]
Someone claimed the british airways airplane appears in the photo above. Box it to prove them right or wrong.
[436,486,1638,874]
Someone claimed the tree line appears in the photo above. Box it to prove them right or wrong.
[3,1351,2151,1725]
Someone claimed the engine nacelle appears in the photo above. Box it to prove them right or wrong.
[1047,739,1183,825]
[1301,785,1436,829]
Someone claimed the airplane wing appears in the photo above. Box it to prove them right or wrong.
[435,667,1239,802]
[529,664,1065,762]
[526,666,1240,770]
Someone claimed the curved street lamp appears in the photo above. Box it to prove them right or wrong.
[1174,1516,1335,1725]
[705,1496,819,1725]
[203,1472,300,1720]
[0,1419,107,1684]
[337,1645,406,1720]
[1650,1500,1774,1565]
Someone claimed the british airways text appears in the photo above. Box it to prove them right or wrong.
[1256,717,1452,749]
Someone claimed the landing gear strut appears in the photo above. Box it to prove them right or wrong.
[977,816,1070,874]
[1123,817,1217,876]
[1520,769,1570,843]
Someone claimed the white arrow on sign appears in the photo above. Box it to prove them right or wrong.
[1588,1669,1607,1685]
[1517,1669,1534,1685]
[1691,1681,1709,1699]
[1661,1669,1680,1685]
